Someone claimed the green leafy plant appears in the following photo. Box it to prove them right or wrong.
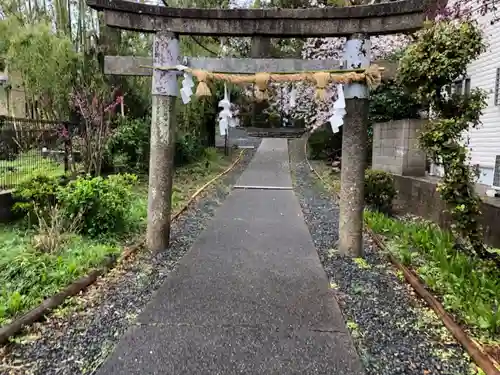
[107,116,151,173]
[56,173,138,237]
[399,20,495,262]
[369,80,423,124]
[175,133,205,167]
[12,174,63,221]
[307,127,341,160]
[366,210,500,337]
[364,169,397,214]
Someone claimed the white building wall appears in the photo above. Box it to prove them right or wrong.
[428,12,500,185]
[463,12,500,185]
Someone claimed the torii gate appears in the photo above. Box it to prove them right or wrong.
[87,0,428,256]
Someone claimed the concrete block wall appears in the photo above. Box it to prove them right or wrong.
[392,174,500,248]
[372,119,427,176]
[0,70,27,118]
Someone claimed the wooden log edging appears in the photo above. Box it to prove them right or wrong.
[302,134,500,375]
[0,255,117,346]
[0,149,246,345]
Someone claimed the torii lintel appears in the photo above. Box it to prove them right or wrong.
[86,0,430,37]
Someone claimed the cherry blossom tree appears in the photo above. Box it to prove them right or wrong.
[432,0,500,20]
[238,0,492,130]
[447,0,499,19]
[271,0,494,130]
[265,0,414,129]
[269,33,411,130]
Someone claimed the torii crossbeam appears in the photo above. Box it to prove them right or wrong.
[88,0,428,257]
[87,0,428,36]
[103,56,398,79]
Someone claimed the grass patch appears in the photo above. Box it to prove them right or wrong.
[0,148,237,326]
[127,148,237,233]
[170,148,236,213]
[0,151,65,190]
[309,160,340,195]
[365,210,500,343]
[0,226,120,325]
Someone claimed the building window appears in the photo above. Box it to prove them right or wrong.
[445,76,470,98]
[464,78,471,96]
[452,76,471,96]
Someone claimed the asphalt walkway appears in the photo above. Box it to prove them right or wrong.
[97,138,364,375]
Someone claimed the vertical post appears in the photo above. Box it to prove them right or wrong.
[338,33,370,257]
[250,37,272,128]
[224,128,229,156]
[146,31,180,252]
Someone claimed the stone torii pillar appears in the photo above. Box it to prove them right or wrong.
[146,31,180,252]
[339,33,370,257]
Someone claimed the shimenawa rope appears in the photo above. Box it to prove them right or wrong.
[142,64,383,101]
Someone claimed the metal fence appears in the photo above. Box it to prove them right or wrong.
[0,116,80,190]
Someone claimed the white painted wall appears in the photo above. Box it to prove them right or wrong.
[464,12,500,185]
[429,12,500,186]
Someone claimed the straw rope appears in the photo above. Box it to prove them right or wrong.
[144,64,382,100]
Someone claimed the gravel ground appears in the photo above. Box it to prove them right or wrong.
[288,138,476,375]
[0,146,259,375]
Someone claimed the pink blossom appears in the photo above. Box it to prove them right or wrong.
[269,34,410,130]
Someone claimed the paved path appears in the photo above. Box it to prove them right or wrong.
[234,138,292,189]
[97,139,364,375]
[215,127,259,149]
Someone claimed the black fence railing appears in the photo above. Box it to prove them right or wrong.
[0,116,81,190]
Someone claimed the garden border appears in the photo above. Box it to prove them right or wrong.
[302,134,500,375]
[0,149,246,345]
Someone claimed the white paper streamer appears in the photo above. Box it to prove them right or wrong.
[175,64,189,71]
[219,117,228,136]
[328,84,347,133]
[180,72,194,104]
[289,86,297,108]
[180,88,191,104]
[218,83,236,136]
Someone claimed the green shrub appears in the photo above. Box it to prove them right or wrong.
[12,174,63,220]
[56,173,137,237]
[107,116,150,173]
[369,80,423,124]
[107,117,206,171]
[307,127,340,160]
[175,133,204,167]
[364,169,397,214]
